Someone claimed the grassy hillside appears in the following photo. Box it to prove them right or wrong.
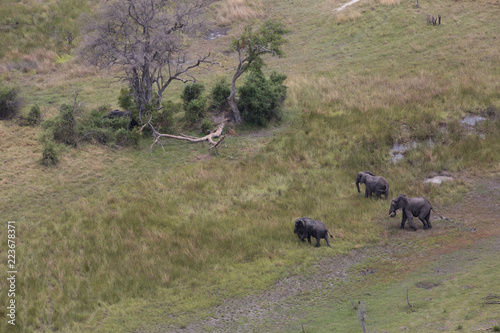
[0,0,499,332]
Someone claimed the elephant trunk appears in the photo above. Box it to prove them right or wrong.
[356,181,360,193]
[389,206,397,217]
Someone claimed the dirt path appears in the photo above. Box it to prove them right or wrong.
[335,0,362,12]
[141,174,500,332]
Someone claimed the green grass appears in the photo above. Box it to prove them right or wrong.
[0,0,499,332]
[291,237,500,333]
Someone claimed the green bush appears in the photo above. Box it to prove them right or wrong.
[185,97,207,125]
[53,104,78,146]
[41,140,60,166]
[78,108,135,146]
[0,85,22,120]
[238,69,287,126]
[115,128,140,147]
[181,82,205,106]
[200,118,214,134]
[209,78,231,113]
[27,104,41,126]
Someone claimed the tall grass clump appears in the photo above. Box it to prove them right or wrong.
[336,11,362,24]
[377,0,400,5]
[215,0,264,25]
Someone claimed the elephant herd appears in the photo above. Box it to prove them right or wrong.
[294,171,444,247]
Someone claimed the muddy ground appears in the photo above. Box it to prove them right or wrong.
[140,173,500,332]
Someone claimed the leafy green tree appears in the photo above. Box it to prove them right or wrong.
[228,20,288,124]
[238,69,287,126]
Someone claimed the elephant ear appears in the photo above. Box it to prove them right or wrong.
[364,171,375,176]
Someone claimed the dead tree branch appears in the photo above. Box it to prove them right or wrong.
[141,118,229,154]
[358,301,366,333]
[407,287,414,312]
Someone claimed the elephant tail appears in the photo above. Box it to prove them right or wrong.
[328,230,333,238]
[431,207,444,220]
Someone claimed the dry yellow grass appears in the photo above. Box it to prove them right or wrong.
[215,0,265,26]
[335,10,362,24]
[378,0,401,5]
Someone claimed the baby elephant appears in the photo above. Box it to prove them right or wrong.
[356,171,389,199]
[294,217,333,247]
[389,194,443,231]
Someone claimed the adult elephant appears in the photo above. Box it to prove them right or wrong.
[389,194,444,231]
[356,171,389,199]
[294,217,333,247]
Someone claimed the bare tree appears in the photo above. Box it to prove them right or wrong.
[228,20,288,124]
[79,0,216,121]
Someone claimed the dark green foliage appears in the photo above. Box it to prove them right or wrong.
[155,100,180,134]
[200,118,214,134]
[0,85,22,120]
[185,97,207,125]
[209,78,231,113]
[27,104,41,126]
[41,140,60,166]
[117,87,140,126]
[238,69,287,126]
[53,104,78,146]
[181,82,205,107]
[115,128,140,147]
[78,109,136,146]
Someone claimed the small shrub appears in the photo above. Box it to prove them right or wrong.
[200,118,214,134]
[154,100,180,134]
[181,82,205,107]
[209,78,231,113]
[0,85,22,120]
[27,104,41,126]
[185,97,207,125]
[53,104,78,146]
[115,128,140,147]
[41,140,60,166]
[493,325,500,332]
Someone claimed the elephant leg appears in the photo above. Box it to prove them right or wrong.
[424,212,432,229]
[384,192,388,200]
[407,215,417,231]
[419,217,428,229]
[315,236,321,247]
[307,235,312,244]
[400,213,407,229]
